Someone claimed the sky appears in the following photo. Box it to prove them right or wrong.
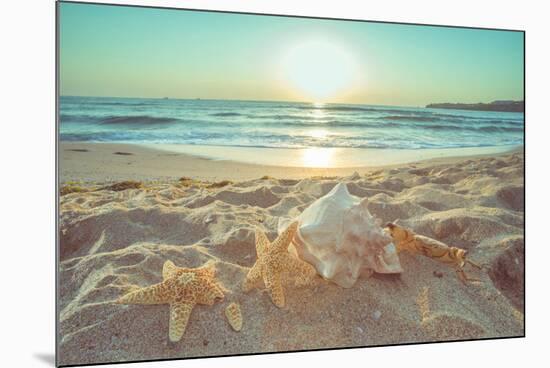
[59,2,524,106]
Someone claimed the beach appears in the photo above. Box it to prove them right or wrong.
[60,142,520,182]
[58,143,524,365]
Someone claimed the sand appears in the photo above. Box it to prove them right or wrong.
[58,144,524,366]
[60,142,521,182]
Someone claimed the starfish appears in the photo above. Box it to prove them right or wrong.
[116,260,224,342]
[243,221,317,308]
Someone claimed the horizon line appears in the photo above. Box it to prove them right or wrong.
[59,95,524,109]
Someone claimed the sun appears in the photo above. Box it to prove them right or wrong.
[282,41,357,102]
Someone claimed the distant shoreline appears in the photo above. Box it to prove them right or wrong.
[426,100,524,112]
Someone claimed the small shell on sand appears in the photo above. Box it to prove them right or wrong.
[225,302,243,331]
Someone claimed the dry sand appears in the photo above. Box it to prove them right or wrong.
[58,144,524,366]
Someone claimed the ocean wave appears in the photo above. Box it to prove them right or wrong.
[99,116,180,125]
[210,112,243,117]
[60,97,158,107]
[381,115,439,122]
[484,119,524,125]
[61,113,524,134]
[431,113,523,123]
[257,114,314,120]
[91,102,157,107]
[293,105,411,114]
[59,131,522,150]
[398,123,524,133]
[477,125,524,133]
[59,97,524,150]
[60,114,99,123]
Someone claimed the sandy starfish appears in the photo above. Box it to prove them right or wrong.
[243,221,316,308]
[116,260,224,342]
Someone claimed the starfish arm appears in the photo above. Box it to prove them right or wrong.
[196,261,216,278]
[255,228,270,256]
[264,269,285,308]
[117,283,168,305]
[272,221,299,253]
[201,281,225,305]
[163,260,178,280]
[243,262,263,292]
[212,282,225,299]
[282,253,317,287]
[169,302,194,342]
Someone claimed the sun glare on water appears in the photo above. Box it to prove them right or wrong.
[308,129,329,139]
[282,41,357,102]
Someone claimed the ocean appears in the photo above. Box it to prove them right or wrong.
[59,96,524,150]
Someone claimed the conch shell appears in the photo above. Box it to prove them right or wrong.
[279,183,402,288]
